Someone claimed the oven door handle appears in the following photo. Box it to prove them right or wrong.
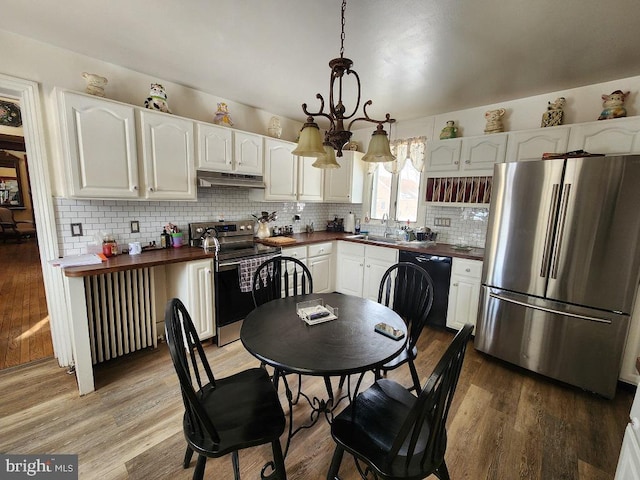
[217,260,242,272]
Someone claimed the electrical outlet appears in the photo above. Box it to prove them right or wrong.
[130,220,140,233]
[434,217,451,227]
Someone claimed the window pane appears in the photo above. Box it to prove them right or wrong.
[396,162,420,222]
[370,166,392,219]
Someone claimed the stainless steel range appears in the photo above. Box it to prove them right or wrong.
[188,220,281,346]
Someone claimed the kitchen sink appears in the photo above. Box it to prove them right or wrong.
[345,234,399,245]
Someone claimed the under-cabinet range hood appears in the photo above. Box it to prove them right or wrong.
[197,171,265,188]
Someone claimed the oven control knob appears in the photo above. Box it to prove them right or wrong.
[247,224,253,230]
[195,227,204,234]
[240,225,245,230]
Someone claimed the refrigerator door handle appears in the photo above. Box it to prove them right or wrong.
[488,291,613,324]
[540,183,561,278]
[550,183,571,279]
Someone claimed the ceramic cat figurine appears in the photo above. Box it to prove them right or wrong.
[213,102,234,126]
[144,83,172,114]
[598,90,630,120]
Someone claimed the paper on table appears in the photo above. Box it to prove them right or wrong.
[49,253,106,268]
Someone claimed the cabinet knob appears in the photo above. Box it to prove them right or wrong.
[632,417,640,430]
[453,283,459,287]
[465,160,470,164]
[148,187,154,192]
[133,185,138,190]
[454,161,459,165]
[366,264,370,268]
[465,268,471,272]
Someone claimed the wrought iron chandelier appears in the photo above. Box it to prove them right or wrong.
[292,0,396,168]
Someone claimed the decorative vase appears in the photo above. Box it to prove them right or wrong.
[256,222,271,239]
[268,116,282,138]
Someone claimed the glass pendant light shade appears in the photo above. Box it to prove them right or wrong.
[312,144,341,169]
[362,124,396,163]
[292,118,325,157]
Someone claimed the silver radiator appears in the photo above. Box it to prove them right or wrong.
[84,268,157,364]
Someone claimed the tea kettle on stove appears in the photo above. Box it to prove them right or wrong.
[201,228,219,253]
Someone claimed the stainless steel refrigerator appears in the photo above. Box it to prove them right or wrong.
[476,154,640,398]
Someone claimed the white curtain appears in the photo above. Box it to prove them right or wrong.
[368,136,427,174]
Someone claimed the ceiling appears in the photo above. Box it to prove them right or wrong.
[2,0,640,125]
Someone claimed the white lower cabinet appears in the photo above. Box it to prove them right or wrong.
[307,242,333,293]
[283,242,334,294]
[616,380,640,479]
[446,258,482,332]
[166,259,215,340]
[336,242,398,300]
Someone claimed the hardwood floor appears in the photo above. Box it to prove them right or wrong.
[0,239,53,369]
[0,327,633,479]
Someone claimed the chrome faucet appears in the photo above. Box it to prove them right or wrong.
[381,213,392,237]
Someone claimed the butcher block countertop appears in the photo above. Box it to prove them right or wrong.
[62,247,214,277]
[258,232,485,261]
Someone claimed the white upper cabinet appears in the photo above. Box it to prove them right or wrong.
[195,122,233,172]
[567,117,640,155]
[427,134,506,176]
[261,138,324,201]
[506,126,571,162]
[138,110,196,200]
[264,138,297,200]
[298,155,324,201]
[234,131,263,175]
[57,89,196,200]
[460,134,507,173]
[324,151,366,203]
[57,90,140,198]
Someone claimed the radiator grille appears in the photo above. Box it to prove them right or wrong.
[84,268,157,364]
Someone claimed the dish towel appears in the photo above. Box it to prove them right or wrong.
[239,255,275,293]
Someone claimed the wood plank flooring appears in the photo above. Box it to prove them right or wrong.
[0,239,53,369]
[0,327,634,479]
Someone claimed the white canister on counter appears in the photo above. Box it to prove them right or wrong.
[344,212,355,233]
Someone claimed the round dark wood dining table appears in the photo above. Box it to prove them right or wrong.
[240,292,406,377]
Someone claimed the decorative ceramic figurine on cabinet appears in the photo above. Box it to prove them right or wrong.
[82,72,108,97]
[541,97,566,127]
[598,90,630,120]
[213,102,234,126]
[484,108,506,134]
[267,116,282,138]
[439,120,458,139]
[144,83,172,114]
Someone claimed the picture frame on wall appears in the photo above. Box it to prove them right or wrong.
[0,99,22,127]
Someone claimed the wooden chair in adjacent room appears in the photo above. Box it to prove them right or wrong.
[326,324,474,480]
[164,298,287,480]
[376,262,436,392]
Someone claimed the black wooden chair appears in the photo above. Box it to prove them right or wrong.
[164,298,287,480]
[376,262,436,392]
[251,255,313,308]
[327,324,474,480]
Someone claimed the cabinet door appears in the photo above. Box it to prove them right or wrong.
[506,127,570,162]
[138,110,196,200]
[264,138,297,200]
[615,426,640,480]
[298,155,324,201]
[362,245,398,302]
[461,134,507,173]
[568,117,640,155]
[426,138,462,173]
[234,131,263,174]
[309,254,332,293]
[324,151,365,203]
[188,259,216,340]
[446,274,480,332]
[196,122,233,172]
[336,254,364,296]
[58,90,139,198]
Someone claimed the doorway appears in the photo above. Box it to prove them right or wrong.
[0,100,53,369]
[0,74,71,370]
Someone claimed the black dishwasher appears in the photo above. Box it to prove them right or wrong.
[399,251,451,328]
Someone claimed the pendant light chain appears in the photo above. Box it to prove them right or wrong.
[340,0,346,58]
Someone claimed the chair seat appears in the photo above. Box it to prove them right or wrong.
[332,379,444,479]
[186,368,285,458]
